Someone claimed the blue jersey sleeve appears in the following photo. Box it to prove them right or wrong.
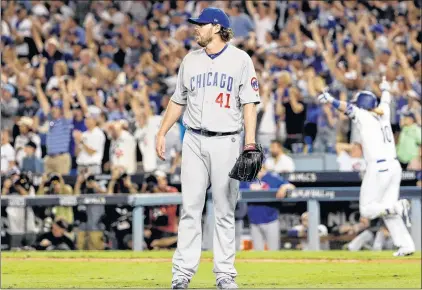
[239,181,250,190]
[261,173,287,188]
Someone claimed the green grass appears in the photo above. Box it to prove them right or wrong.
[2,250,421,260]
[2,251,421,288]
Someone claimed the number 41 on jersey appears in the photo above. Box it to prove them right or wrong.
[215,93,231,108]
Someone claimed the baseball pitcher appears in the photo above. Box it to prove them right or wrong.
[155,7,263,290]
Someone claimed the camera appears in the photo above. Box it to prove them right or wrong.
[45,173,60,188]
[151,208,168,226]
[14,173,32,191]
[86,175,96,183]
[44,173,62,194]
[144,175,158,193]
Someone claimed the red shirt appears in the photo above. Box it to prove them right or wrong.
[150,186,179,233]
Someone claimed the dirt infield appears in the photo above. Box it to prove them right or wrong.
[3,257,419,264]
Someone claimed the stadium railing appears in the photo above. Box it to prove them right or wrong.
[1,186,420,251]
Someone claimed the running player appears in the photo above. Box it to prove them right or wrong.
[317,78,415,257]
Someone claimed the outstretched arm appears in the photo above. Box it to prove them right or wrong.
[317,92,356,119]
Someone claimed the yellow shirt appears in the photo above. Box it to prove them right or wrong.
[37,184,75,224]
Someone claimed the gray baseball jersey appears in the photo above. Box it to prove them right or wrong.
[171,44,261,284]
[171,44,260,132]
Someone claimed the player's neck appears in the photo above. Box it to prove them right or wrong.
[205,40,227,55]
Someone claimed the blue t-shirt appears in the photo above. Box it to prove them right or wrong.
[306,103,320,124]
[230,14,254,38]
[317,106,336,129]
[395,96,407,124]
[70,119,87,156]
[46,115,73,155]
[240,173,288,225]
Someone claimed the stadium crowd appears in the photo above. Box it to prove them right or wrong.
[1,0,421,250]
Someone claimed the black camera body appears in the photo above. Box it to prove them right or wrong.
[151,208,168,227]
[45,173,61,188]
[14,173,32,191]
[145,175,158,193]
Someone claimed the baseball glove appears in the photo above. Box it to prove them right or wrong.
[229,143,264,182]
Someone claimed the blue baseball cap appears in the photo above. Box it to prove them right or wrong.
[278,53,291,61]
[104,39,116,46]
[52,100,63,109]
[370,24,384,34]
[1,35,13,46]
[3,84,16,95]
[153,3,164,11]
[402,110,416,120]
[72,40,87,48]
[188,7,230,29]
[343,37,352,47]
[381,48,391,55]
[100,53,113,60]
[291,53,304,61]
[319,15,336,30]
[288,3,299,10]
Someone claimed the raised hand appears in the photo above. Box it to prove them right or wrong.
[379,76,391,92]
[317,92,334,104]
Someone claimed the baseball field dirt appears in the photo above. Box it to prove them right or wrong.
[2,251,421,288]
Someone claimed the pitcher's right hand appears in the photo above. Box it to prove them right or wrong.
[155,134,166,161]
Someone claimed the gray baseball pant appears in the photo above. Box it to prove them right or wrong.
[172,131,241,282]
[250,219,280,250]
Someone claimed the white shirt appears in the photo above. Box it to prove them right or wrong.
[134,115,163,173]
[375,35,388,51]
[9,17,32,56]
[110,12,126,26]
[264,154,295,173]
[253,15,275,47]
[110,130,136,174]
[258,97,276,135]
[1,143,15,174]
[10,17,32,37]
[31,3,49,17]
[2,20,10,37]
[46,76,59,91]
[134,115,181,173]
[76,127,106,166]
[14,133,42,167]
[337,151,366,172]
[349,91,396,163]
[292,224,329,250]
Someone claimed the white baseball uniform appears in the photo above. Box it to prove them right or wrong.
[171,44,260,282]
[345,91,414,251]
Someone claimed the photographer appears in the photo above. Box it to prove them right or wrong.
[107,167,138,195]
[33,219,75,251]
[142,170,179,250]
[2,172,37,236]
[73,171,107,250]
[98,167,137,249]
[37,173,74,225]
[74,172,107,195]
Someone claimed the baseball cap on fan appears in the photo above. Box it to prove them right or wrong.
[188,7,231,28]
